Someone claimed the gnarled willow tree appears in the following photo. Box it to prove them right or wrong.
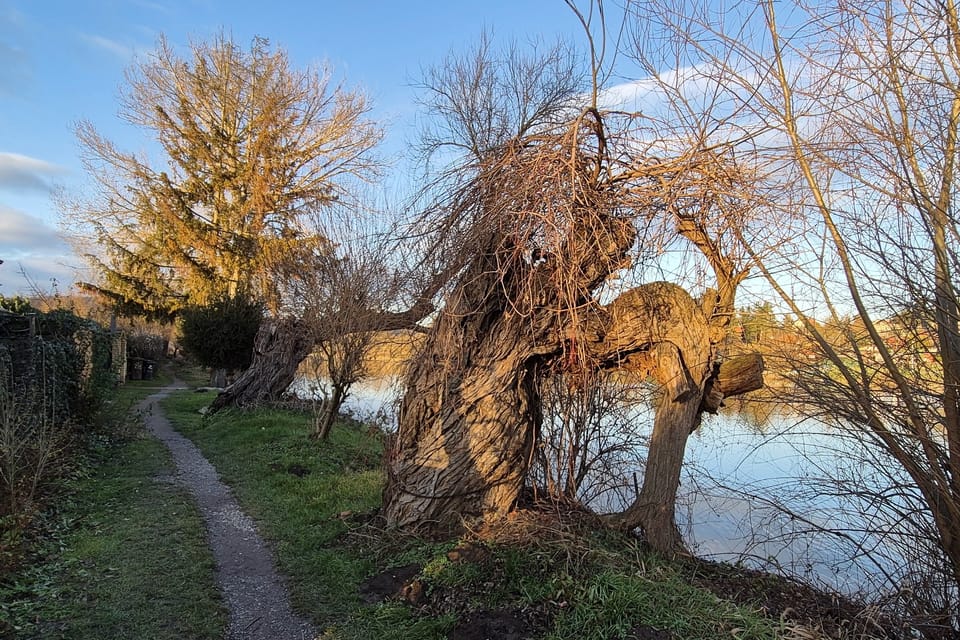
[381,118,763,550]
[375,37,764,552]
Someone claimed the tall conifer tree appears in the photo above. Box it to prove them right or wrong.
[64,34,380,319]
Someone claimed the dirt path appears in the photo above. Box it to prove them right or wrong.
[139,386,318,640]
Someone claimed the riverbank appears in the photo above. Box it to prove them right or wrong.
[167,389,897,639]
[2,363,905,639]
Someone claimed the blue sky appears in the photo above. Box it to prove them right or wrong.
[0,0,588,295]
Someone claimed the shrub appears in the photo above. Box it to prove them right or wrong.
[178,295,263,372]
[0,306,115,520]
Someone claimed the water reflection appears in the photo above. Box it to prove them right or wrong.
[681,413,904,595]
[292,375,924,597]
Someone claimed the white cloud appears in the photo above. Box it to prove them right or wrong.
[597,77,662,112]
[0,205,84,294]
[0,152,65,193]
[0,205,69,255]
[599,63,740,114]
[79,33,135,60]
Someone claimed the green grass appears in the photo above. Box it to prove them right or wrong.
[388,535,782,640]
[0,367,226,640]
[164,392,789,640]
[546,564,778,640]
[172,362,214,388]
[164,391,385,624]
[0,365,866,639]
[325,605,456,640]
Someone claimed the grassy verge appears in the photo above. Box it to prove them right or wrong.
[0,367,226,640]
[165,392,385,622]
[166,392,796,640]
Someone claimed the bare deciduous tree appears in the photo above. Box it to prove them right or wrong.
[300,219,404,440]
[622,0,960,625]
[380,34,764,552]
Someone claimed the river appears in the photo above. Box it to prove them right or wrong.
[292,375,930,599]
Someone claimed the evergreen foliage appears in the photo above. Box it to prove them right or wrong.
[178,295,263,372]
[65,34,380,319]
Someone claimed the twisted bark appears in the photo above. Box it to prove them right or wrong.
[209,318,312,411]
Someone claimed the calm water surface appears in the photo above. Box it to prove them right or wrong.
[293,375,920,597]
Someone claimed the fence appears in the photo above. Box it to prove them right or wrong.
[0,307,115,517]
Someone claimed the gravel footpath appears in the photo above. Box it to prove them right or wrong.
[140,386,318,640]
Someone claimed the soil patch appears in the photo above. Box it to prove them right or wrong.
[268,462,312,477]
[448,609,535,640]
[358,563,421,604]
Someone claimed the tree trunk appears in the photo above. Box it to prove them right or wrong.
[381,209,636,532]
[591,283,715,554]
[608,343,709,553]
[210,318,313,411]
[606,354,764,555]
[382,303,545,531]
[313,382,346,440]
